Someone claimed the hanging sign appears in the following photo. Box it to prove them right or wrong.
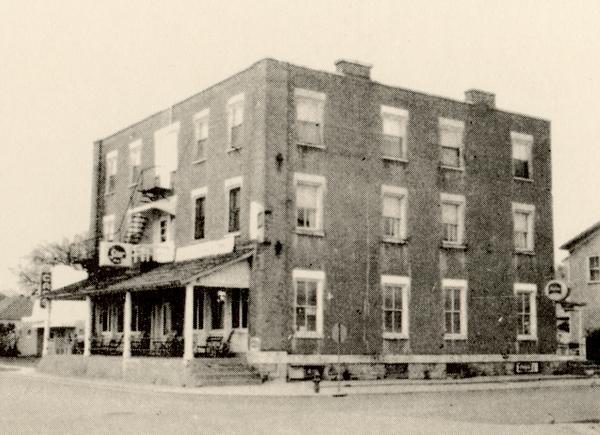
[544,280,569,302]
[99,242,133,267]
[40,271,52,295]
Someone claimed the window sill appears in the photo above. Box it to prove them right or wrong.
[440,165,465,172]
[227,231,241,238]
[128,183,138,188]
[587,281,600,285]
[295,229,325,238]
[382,156,408,163]
[297,142,326,150]
[382,237,408,245]
[444,334,467,341]
[383,332,409,340]
[227,147,242,154]
[441,241,467,250]
[104,191,115,196]
[295,332,323,340]
[192,158,207,165]
[517,335,538,342]
[513,177,533,183]
[514,250,535,256]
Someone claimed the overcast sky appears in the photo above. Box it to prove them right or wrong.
[1,1,599,292]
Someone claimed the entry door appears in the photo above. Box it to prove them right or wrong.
[151,302,172,339]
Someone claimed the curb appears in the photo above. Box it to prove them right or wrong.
[2,365,599,397]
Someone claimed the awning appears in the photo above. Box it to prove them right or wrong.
[47,247,254,300]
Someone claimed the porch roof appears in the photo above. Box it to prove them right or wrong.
[47,247,254,300]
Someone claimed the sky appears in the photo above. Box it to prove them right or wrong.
[0,0,599,293]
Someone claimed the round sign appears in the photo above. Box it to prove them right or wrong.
[332,323,347,344]
[544,280,569,302]
[107,245,128,265]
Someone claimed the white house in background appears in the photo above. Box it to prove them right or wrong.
[19,265,88,356]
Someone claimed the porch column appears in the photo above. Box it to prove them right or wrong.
[183,283,194,362]
[42,299,52,357]
[579,309,586,359]
[123,291,132,359]
[83,296,92,357]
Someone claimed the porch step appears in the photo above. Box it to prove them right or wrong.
[188,357,262,387]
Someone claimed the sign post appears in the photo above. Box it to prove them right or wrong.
[332,322,347,397]
[40,269,52,357]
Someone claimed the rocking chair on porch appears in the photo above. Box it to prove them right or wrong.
[203,330,235,358]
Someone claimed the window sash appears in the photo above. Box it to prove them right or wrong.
[383,285,404,333]
[296,183,320,229]
[297,120,322,145]
[295,280,318,332]
[382,135,404,158]
[194,197,205,240]
[513,211,532,250]
[444,288,463,334]
[441,146,461,167]
[590,257,600,281]
[442,202,461,243]
[228,187,241,232]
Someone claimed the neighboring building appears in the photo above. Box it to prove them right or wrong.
[47,58,563,383]
[560,222,600,361]
[0,296,33,356]
[20,299,86,356]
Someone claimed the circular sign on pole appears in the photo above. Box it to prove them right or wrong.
[332,323,347,344]
[544,280,569,302]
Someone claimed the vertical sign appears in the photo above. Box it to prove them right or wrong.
[40,271,52,295]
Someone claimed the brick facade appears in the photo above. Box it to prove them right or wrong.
[88,58,556,358]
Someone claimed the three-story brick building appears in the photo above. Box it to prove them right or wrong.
[47,58,562,382]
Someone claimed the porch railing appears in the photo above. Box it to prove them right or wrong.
[131,336,184,357]
[91,336,123,356]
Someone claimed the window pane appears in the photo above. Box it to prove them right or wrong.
[513,141,530,160]
[384,311,394,332]
[445,312,453,333]
[231,124,242,148]
[590,257,600,269]
[297,121,321,144]
[514,212,528,232]
[393,286,402,310]
[297,184,318,208]
[295,307,305,330]
[393,311,402,332]
[442,203,458,225]
[229,188,241,232]
[513,159,529,178]
[306,314,317,332]
[296,281,306,306]
[296,98,320,122]
[591,270,600,282]
[194,197,205,240]
[383,287,394,309]
[383,196,402,218]
[307,282,317,306]
[382,135,403,158]
[442,146,460,167]
[440,128,462,147]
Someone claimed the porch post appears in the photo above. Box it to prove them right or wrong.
[42,299,52,357]
[183,283,194,362]
[123,291,132,359]
[83,296,92,357]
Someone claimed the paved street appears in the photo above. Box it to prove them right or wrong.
[1,368,600,434]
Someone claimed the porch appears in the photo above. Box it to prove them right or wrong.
[43,248,255,362]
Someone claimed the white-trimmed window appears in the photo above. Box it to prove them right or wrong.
[443,279,467,340]
[295,88,326,147]
[512,132,533,180]
[102,215,115,242]
[514,283,537,341]
[589,256,600,282]
[439,118,464,169]
[128,140,142,185]
[225,177,243,234]
[105,151,118,193]
[381,106,408,160]
[441,193,465,245]
[382,275,409,339]
[191,187,207,240]
[294,173,326,233]
[193,109,209,162]
[293,269,324,338]
[382,185,408,241]
[227,94,244,149]
[512,203,535,252]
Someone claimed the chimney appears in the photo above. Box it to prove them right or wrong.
[465,89,495,108]
[335,59,372,79]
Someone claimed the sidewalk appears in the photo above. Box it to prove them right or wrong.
[2,362,599,397]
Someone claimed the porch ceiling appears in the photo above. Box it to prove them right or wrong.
[47,247,254,299]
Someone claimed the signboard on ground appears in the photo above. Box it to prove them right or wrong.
[514,361,540,374]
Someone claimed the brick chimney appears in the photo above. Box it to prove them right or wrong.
[465,89,495,108]
[335,59,372,79]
